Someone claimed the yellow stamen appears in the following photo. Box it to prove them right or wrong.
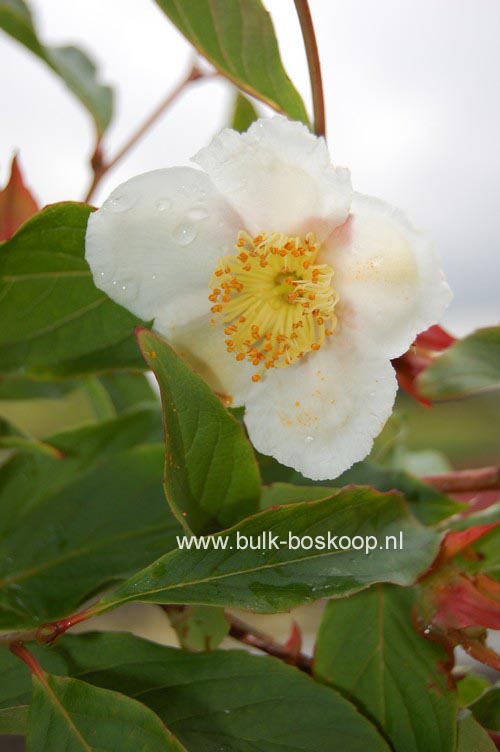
[209,231,339,380]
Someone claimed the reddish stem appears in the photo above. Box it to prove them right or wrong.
[10,641,45,679]
[36,607,93,645]
[447,629,500,671]
[226,613,313,673]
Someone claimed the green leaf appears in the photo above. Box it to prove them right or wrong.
[155,0,309,123]
[456,711,497,752]
[470,686,500,732]
[92,486,439,617]
[457,674,491,707]
[314,585,458,752]
[0,416,62,457]
[166,605,229,651]
[97,372,158,413]
[0,704,28,734]
[0,375,77,400]
[1,631,392,751]
[335,462,464,525]
[231,91,258,132]
[260,482,337,509]
[470,526,500,580]
[0,203,145,377]
[419,327,500,401]
[137,328,260,535]
[0,407,180,630]
[258,452,463,525]
[28,671,185,751]
[0,0,112,134]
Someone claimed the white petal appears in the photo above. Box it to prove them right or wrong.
[193,116,352,242]
[85,167,242,324]
[157,314,258,408]
[323,193,452,359]
[243,336,397,481]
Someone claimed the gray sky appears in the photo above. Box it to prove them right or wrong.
[2,0,499,334]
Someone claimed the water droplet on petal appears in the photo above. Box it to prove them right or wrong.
[172,223,197,246]
[120,279,139,299]
[305,435,314,444]
[372,255,383,269]
[104,194,136,213]
[187,206,209,221]
[156,198,172,212]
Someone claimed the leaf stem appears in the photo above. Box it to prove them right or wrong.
[83,61,214,203]
[10,641,45,678]
[226,612,313,673]
[293,0,326,138]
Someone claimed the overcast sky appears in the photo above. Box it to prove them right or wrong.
[2,0,499,334]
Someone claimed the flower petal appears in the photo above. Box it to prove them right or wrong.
[156,314,258,408]
[85,167,242,323]
[243,337,397,481]
[193,116,352,241]
[323,193,452,359]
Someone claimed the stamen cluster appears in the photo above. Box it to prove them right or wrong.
[209,231,338,381]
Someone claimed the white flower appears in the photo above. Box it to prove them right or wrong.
[85,117,451,481]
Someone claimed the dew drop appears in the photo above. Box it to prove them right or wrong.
[305,435,314,444]
[104,194,136,213]
[120,279,139,299]
[156,197,172,212]
[372,255,383,269]
[172,223,197,246]
[187,206,210,221]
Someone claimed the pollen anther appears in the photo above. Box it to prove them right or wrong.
[209,230,338,380]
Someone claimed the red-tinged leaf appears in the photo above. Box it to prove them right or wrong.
[393,350,433,406]
[0,155,38,241]
[393,325,456,403]
[415,324,456,352]
[433,575,500,630]
[454,489,500,513]
[439,523,500,563]
[284,621,302,663]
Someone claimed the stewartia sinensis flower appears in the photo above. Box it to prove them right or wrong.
[85,117,451,480]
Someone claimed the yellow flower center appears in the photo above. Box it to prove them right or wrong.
[209,231,339,381]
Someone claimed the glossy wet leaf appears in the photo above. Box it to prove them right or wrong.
[0,203,145,377]
[0,407,180,630]
[0,155,38,241]
[93,486,439,617]
[28,671,185,751]
[1,631,391,751]
[0,0,112,134]
[314,585,457,752]
[137,329,260,535]
[155,0,308,123]
[419,327,500,400]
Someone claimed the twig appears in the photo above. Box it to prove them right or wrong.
[226,612,313,673]
[83,61,213,204]
[424,466,500,494]
[293,0,326,138]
